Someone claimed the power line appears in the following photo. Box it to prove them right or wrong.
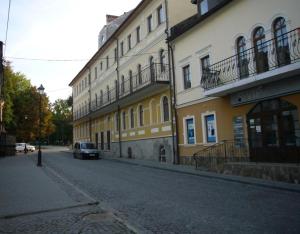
[5,50,165,63]
[4,0,12,56]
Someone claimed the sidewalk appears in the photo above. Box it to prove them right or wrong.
[0,155,136,233]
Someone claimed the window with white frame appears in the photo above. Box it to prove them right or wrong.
[162,96,169,122]
[136,26,141,44]
[157,5,165,25]
[183,65,191,89]
[202,113,217,143]
[185,118,195,144]
[147,14,152,33]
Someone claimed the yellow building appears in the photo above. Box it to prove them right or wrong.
[169,0,300,164]
[69,0,195,163]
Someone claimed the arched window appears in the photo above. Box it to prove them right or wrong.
[273,17,290,66]
[139,105,144,127]
[237,36,249,78]
[130,108,134,129]
[253,27,269,73]
[162,96,169,122]
[122,111,126,130]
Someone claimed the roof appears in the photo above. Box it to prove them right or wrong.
[69,0,150,87]
[168,0,233,42]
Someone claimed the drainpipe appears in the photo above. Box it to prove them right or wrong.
[164,0,180,164]
[115,37,122,158]
[88,67,92,142]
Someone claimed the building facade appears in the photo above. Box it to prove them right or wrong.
[170,0,300,164]
[69,0,195,163]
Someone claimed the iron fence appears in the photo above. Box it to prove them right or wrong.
[201,28,300,90]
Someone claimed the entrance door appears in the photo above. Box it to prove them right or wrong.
[247,99,300,163]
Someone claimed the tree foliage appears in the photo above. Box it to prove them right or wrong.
[49,96,73,145]
[3,63,55,142]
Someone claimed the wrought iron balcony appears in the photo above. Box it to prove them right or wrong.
[201,28,300,94]
[74,63,169,121]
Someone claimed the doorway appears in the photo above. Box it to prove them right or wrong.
[247,99,300,163]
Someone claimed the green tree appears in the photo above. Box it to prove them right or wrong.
[49,96,73,145]
[3,62,55,142]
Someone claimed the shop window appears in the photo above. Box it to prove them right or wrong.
[185,118,195,144]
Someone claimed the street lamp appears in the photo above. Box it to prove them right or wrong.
[37,84,45,167]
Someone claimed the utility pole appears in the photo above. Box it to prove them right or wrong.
[0,41,5,133]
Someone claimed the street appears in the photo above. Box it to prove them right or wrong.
[1,147,300,233]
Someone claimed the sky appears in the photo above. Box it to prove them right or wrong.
[0,0,141,103]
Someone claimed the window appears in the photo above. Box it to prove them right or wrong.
[203,114,217,143]
[94,67,97,80]
[253,27,269,73]
[139,105,144,126]
[137,64,142,84]
[95,93,98,106]
[106,56,109,69]
[183,65,191,89]
[162,96,169,122]
[100,61,103,71]
[147,15,152,33]
[159,49,166,72]
[237,37,249,78]
[130,108,134,129]
[122,111,126,130]
[136,26,140,43]
[157,5,165,25]
[273,17,290,66]
[114,47,118,63]
[186,118,195,144]
[127,34,131,51]
[198,0,208,15]
[120,41,124,57]
[201,55,210,74]
[84,77,87,88]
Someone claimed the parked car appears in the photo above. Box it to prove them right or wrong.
[16,143,35,153]
[27,144,36,152]
[16,143,26,152]
[73,142,99,160]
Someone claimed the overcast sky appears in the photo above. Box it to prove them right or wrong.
[0,0,141,103]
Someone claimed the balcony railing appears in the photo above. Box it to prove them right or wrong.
[201,28,300,91]
[74,63,169,120]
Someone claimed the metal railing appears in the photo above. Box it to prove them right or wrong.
[74,63,169,120]
[201,28,300,90]
[193,140,249,169]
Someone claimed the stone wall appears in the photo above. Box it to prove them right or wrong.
[101,137,174,163]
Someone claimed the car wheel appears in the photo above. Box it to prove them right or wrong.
[81,154,85,160]
[96,155,99,160]
[73,153,76,158]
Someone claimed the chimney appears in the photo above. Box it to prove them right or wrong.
[106,14,119,24]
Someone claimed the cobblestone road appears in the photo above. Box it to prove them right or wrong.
[39,150,300,234]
